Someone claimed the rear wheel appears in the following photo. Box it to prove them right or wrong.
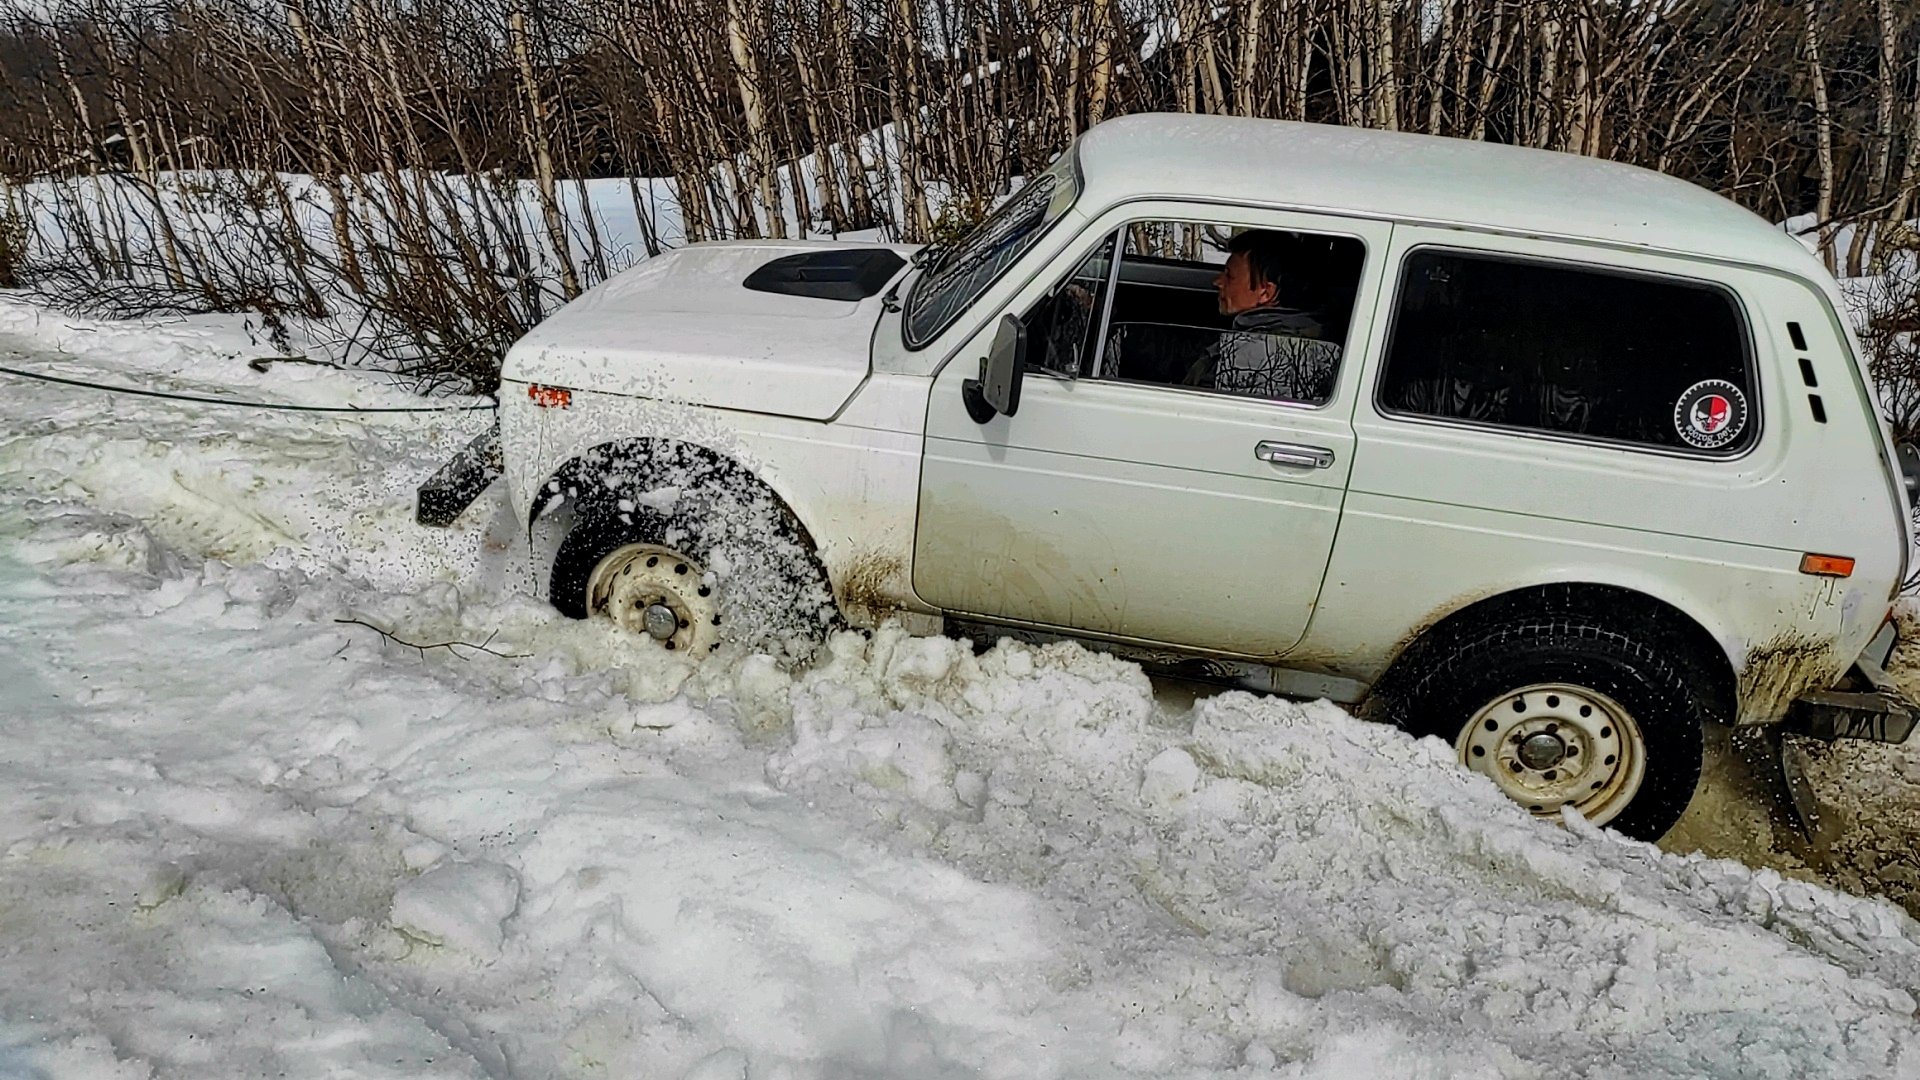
[1456,682,1646,823]
[1396,618,1704,841]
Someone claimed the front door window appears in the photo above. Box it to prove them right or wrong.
[1089,220,1368,407]
[1023,234,1117,378]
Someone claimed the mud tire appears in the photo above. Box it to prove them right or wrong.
[546,446,836,663]
[1395,617,1705,842]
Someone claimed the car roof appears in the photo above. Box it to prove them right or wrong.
[1075,114,1821,276]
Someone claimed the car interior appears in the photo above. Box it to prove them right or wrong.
[1025,225,1367,405]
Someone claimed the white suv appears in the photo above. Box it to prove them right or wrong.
[446,114,1916,841]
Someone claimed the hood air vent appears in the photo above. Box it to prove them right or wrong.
[742,248,907,301]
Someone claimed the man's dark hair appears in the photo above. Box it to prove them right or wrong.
[1228,229,1288,292]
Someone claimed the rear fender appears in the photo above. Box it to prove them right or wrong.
[1362,577,1839,729]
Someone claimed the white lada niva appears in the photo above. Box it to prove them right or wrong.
[431,113,1919,841]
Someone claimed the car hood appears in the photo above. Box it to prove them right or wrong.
[502,240,914,421]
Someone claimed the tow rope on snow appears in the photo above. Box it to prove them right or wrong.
[0,362,496,414]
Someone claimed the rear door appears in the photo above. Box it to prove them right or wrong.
[913,203,1391,658]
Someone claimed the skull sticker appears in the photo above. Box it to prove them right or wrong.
[1674,379,1749,450]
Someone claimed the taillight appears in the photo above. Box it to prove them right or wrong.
[528,384,572,409]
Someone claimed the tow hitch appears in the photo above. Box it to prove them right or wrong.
[416,420,503,527]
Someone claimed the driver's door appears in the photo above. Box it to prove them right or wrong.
[913,205,1391,659]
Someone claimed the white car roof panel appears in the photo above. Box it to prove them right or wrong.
[1076,115,1821,275]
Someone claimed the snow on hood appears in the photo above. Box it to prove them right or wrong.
[504,240,914,421]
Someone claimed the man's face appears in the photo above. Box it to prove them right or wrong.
[1214,251,1278,315]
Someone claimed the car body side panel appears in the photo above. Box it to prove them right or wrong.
[1305,496,1863,723]
[913,390,1352,657]
[499,372,936,623]
[1300,226,1904,724]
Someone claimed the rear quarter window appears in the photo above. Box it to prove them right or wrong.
[1377,250,1757,455]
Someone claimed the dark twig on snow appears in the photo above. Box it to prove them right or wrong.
[246,354,338,373]
[334,617,528,661]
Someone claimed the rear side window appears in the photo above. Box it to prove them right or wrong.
[1378,250,1756,454]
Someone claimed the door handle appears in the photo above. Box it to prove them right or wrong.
[1255,440,1335,469]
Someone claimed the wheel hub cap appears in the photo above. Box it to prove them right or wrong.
[1519,732,1568,770]
[641,603,679,640]
[584,543,722,657]
[1455,682,1647,827]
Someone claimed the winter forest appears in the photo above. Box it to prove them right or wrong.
[3,0,1919,404]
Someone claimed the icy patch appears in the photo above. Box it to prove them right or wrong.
[13,509,184,579]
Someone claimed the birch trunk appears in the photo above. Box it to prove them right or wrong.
[1428,0,1456,134]
[1237,0,1265,118]
[1850,0,1898,275]
[791,33,845,232]
[1802,0,1836,272]
[1471,4,1515,142]
[726,0,785,238]
[1372,0,1398,130]
[1088,0,1117,125]
[1889,32,1920,232]
[510,8,579,298]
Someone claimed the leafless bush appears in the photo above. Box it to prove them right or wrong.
[1859,228,1920,440]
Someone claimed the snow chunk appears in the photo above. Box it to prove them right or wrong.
[1140,746,1200,809]
[390,861,520,960]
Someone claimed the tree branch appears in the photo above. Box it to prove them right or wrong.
[334,617,528,661]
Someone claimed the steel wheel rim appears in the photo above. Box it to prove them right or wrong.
[586,543,722,656]
[1456,681,1646,827]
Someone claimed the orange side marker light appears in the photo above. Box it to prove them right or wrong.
[528,384,572,409]
[1800,553,1855,578]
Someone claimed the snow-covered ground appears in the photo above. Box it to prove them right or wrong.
[6,296,1920,1079]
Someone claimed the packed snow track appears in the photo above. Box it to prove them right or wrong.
[5,297,1920,1079]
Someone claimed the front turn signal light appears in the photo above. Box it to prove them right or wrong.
[1800,553,1855,578]
[528,384,572,409]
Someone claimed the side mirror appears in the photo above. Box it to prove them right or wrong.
[962,314,1028,424]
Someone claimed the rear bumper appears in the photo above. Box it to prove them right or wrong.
[1785,621,1914,744]
[1787,688,1915,744]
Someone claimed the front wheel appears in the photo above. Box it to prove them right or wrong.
[585,542,723,657]
[550,501,836,665]
[1397,619,1705,841]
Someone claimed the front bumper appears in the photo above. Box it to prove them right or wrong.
[416,420,503,528]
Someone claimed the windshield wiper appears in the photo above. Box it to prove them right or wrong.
[910,242,946,270]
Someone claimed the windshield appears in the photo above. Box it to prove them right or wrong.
[903,149,1080,348]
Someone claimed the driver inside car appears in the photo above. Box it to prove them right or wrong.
[1183,230,1336,401]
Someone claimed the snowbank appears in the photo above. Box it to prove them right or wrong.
[4,295,1920,1078]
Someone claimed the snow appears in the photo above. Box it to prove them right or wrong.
[6,293,1920,1078]
[389,862,521,959]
